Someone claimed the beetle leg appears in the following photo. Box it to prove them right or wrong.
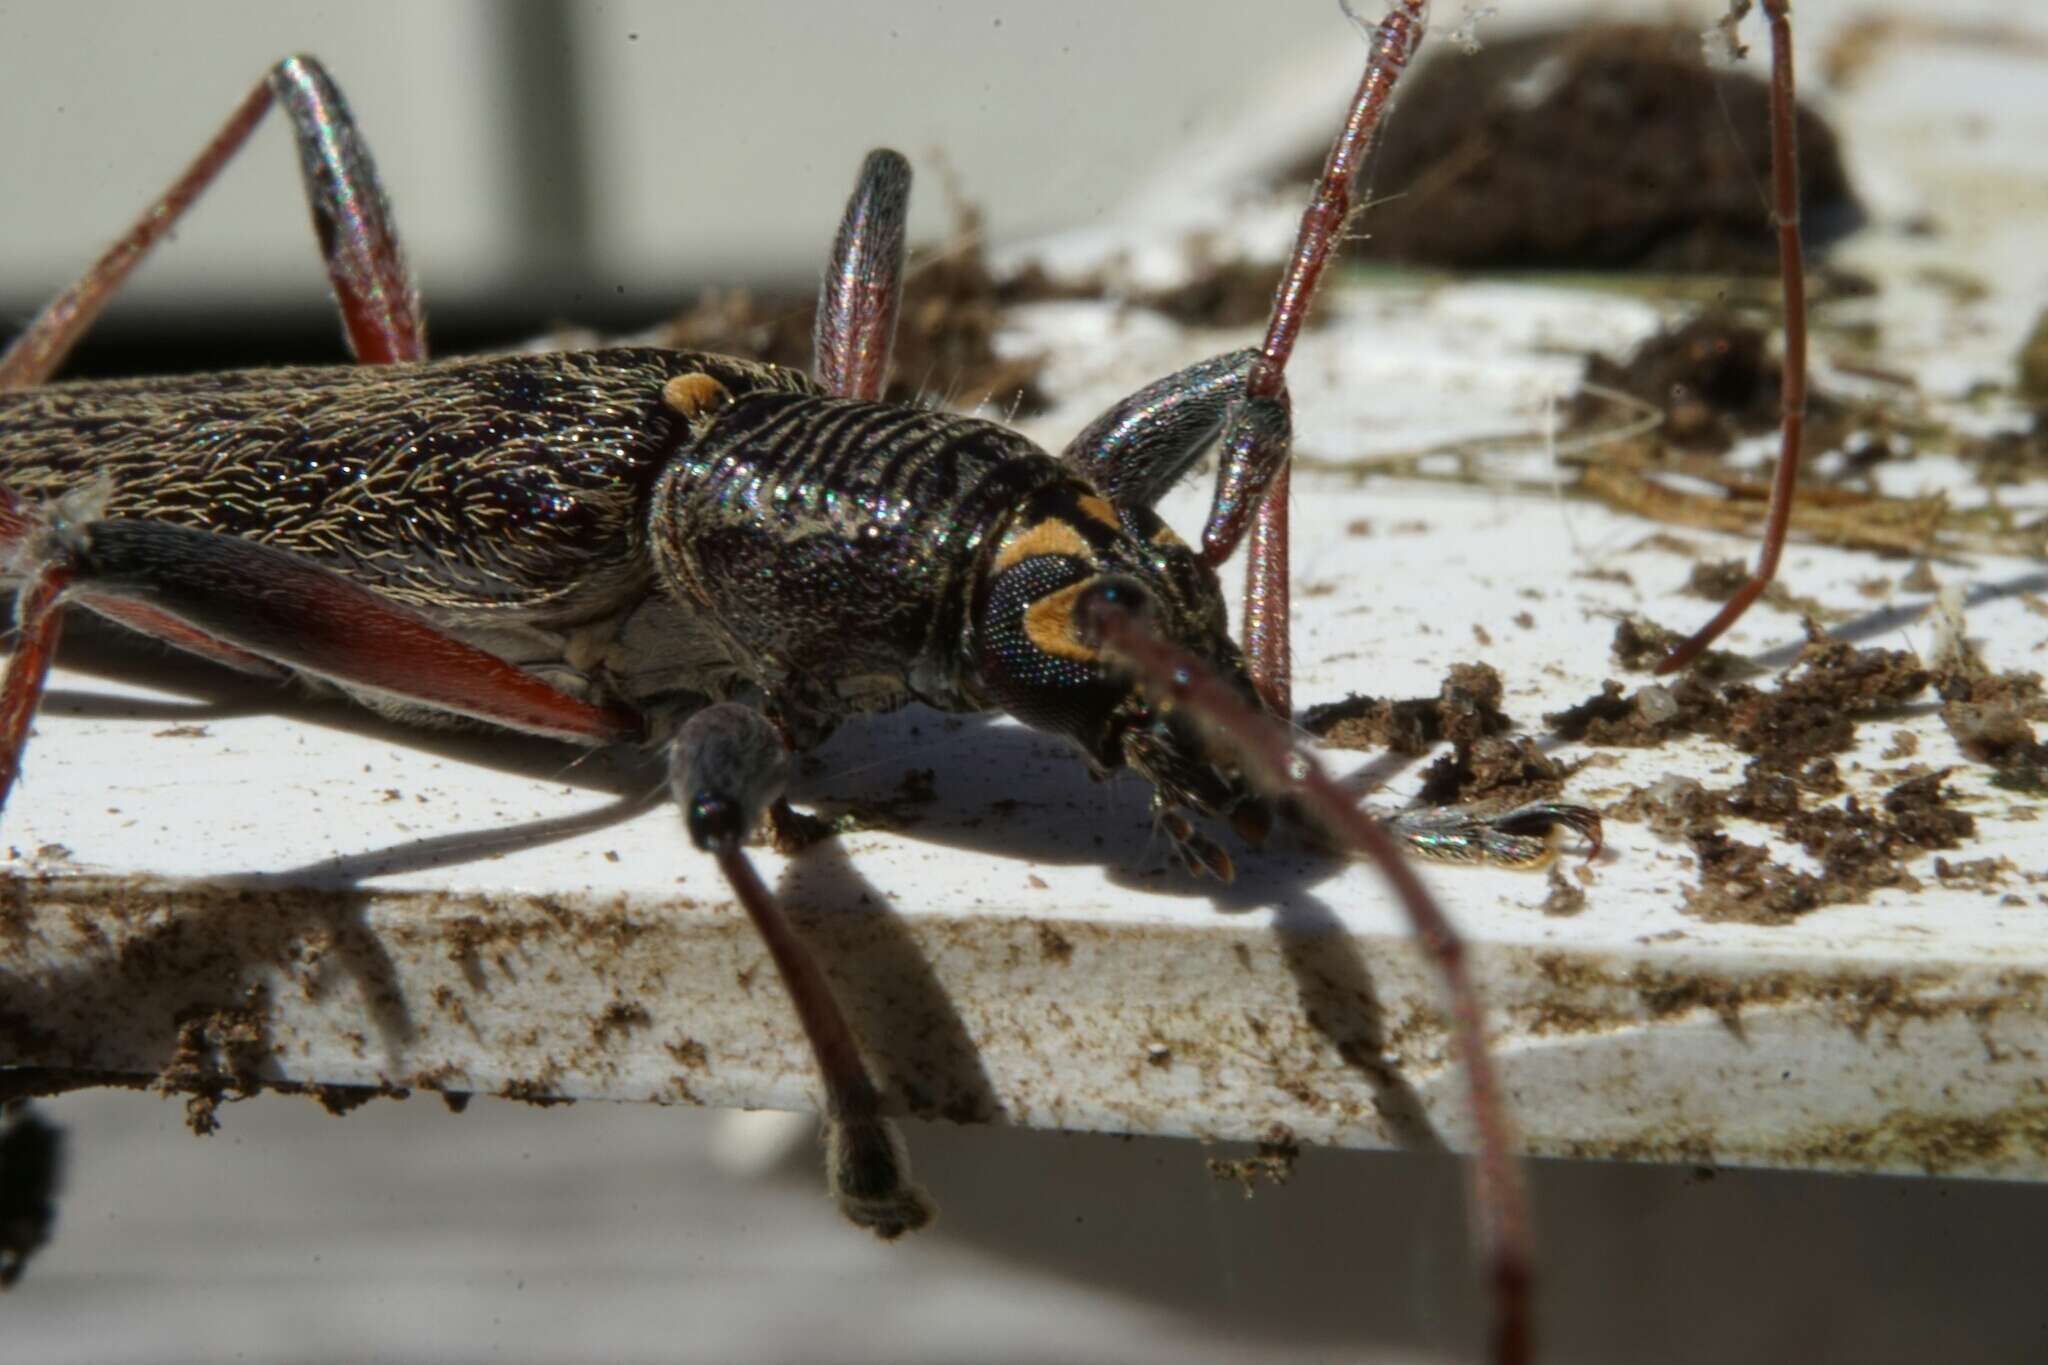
[0,508,639,816]
[0,554,72,819]
[1200,0,1429,717]
[1385,801,1605,870]
[0,54,423,390]
[673,703,933,1239]
[813,150,912,401]
[1059,350,1256,512]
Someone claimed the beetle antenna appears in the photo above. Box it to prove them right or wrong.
[1076,587,1534,1365]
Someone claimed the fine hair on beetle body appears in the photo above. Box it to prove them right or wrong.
[0,5,1836,1361]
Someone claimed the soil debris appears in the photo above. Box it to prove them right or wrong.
[158,1000,272,1137]
[2020,306,2048,403]
[1957,413,2048,488]
[1576,313,1784,453]
[1417,734,1572,808]
[1679,769,1974,925]
[1541,864,1588,918]
[1302,662,1513,756]
[1130,251,1285,330]
[1684,831,1827,924]
[1608,617,1747,680]
[1304,664,1570,808]
[1206,1124,1301,1196]
[1578,624,1984,923]
[1559,627,1929,771]
[1930,639,2048,791]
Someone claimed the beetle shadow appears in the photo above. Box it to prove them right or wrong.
[798,711,1453,1152]
[1742,567,2048,669]
[774,835,1000,1128]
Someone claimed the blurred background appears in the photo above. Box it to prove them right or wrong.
[6,1,2048,1362]
[0,0,1373,374]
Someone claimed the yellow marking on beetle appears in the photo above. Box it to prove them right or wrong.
[993,517,1091,574]
[1075,494,1122,531]
[661,372,733,427]
[1023,580,1103,664]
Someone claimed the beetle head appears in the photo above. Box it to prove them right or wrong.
[968,485,1272,877]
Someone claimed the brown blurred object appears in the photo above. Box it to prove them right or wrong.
[1299,24,1860,271]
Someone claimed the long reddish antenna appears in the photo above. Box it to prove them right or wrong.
[1078,588,1534,1365]
[1658,0,1808,673]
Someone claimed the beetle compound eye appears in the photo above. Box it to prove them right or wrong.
[972,555,1138,758]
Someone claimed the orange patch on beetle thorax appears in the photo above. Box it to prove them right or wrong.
[1075,494,1122,531]
[1022,580,1106,664]
[661,372,733,426]
[993,517,1092,574]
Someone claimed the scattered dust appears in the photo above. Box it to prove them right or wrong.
[1205,1124,1301,1197]
[1541,864,1588,918]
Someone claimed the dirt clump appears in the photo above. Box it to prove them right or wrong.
[1721,638,1930,771]
[1132,253,1286,330]
[1418,734,1572,808]
[158,1001,273,1137]
[1559,623,1926,770]
[1608,616,1747,680]
[1303,662,1513,756]
[1573,628,1979,923]
[1302,24,1859,272]
[1956,412,2048,488]
[1931,653,2048,792]
[1684,830,1827,924]
[1678,769,1974,925]
[1576,313,1784,453]
[1305,663,1572,808]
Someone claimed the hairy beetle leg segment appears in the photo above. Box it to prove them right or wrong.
[815,150,912,404]
[0,55,423,392]
[1386,802,1605,870]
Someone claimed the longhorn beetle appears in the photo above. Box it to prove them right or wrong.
[0,3,1821,1361]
